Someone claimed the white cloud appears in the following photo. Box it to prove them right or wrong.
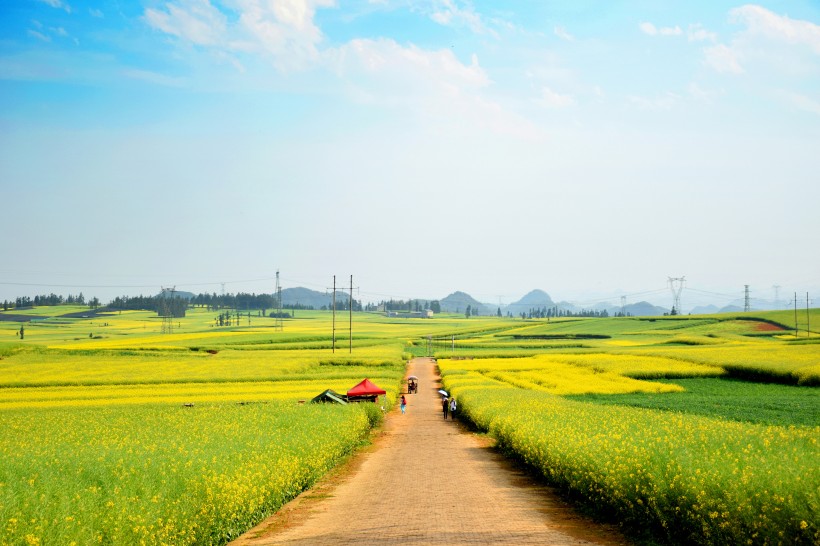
[640,22,682,37]
[639,22,657,35]
[730,4,820,54]
[330,38,539,138]
[144,0,335,70]
[27,29,51,42]
[687,23,717,43]
[144,0,227,47]
[687,82,722,102]
[539,86,575,108]
[778,90,820,115]
[429,0,492,36]
[703,43,744,74]
[553,25,574,42]
[89,8,104,18]
[38,0,71,13]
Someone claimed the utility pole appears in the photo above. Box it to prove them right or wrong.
[668,277,685,315]
[794,292,799,337]
[160,286,176,334]
[274,270,283,332]
[808,293,811,338]
[773,285,781,310]
[332,275,336,353]
[744,285,750,313]
[349,275,353,353]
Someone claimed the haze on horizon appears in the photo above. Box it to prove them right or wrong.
[1,1,818,311]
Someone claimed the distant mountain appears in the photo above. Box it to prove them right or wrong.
[440,291,492,315]
[690,304,721,315]
[719,304,745,313]
[504,289,555,315]
[280,287,332,309]
[623,301,668,317]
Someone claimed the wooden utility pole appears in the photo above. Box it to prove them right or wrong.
[349,275,353,354]
[794,292,799,337]
[808,292,811,338]
[332,275,336,353]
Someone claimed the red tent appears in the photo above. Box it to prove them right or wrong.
[347,378,386,397]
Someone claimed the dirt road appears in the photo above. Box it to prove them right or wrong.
[231,357,628,545]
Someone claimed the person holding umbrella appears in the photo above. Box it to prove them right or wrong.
[440,390,449,419]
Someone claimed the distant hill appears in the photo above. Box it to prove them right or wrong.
[691,304,721,315]
[504,289,555,315]
[719,304,745,313]
[623,301,668,317]
[440,291,491,315]
[281,287,332,309]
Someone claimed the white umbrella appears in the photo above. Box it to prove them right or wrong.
[437,389,448,396]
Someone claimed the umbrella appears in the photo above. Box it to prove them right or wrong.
[408,376,418,380]
[438,389,448,396]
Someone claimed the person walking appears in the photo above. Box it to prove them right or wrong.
[442,395,449,420]
[449,397,457,420]
[400,395,407,414]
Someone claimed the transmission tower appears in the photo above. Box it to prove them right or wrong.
[668,277,685,315]
[772,285,781,310]
[160,286,176,334]
[744,285,751,313]
[620,295,626,317]
[274,270,283,332]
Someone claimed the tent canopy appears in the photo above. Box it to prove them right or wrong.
[311,389,348,404]
[347,378,386,397]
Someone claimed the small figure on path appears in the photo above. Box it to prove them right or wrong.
[400,395,407,414]
[442,395,449,420]
[449,397,457,420]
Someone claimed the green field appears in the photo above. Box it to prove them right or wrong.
[1,305,818,545]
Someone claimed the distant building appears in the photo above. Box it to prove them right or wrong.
[386,310,433,318]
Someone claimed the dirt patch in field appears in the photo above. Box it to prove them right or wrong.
[754,322,785,331]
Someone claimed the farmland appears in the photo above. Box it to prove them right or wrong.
[437,312,819,545]
[1,306,819,545]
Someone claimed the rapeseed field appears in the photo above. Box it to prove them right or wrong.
[1,305,817,545]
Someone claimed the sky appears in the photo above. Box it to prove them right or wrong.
[1,0,819,312]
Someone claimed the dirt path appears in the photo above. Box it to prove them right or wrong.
[231,358,629,545]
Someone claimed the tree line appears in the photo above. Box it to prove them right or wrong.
[519,306,610,319]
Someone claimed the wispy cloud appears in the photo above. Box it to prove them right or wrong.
[27,29,51,43]
[38,0,71,13]
[703,43,744,74]
[703,5,820,76]
[144,0,227,47]
[428,0,494,37]
[640,22,682,37]
[538,86,575,108]
[730,4,820,54]
[777,90,820,115]
[687,23,717,43]
[553,25,573,42]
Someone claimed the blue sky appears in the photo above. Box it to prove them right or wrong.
[1,0,819,311]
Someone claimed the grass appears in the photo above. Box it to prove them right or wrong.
[570,377,820,427]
